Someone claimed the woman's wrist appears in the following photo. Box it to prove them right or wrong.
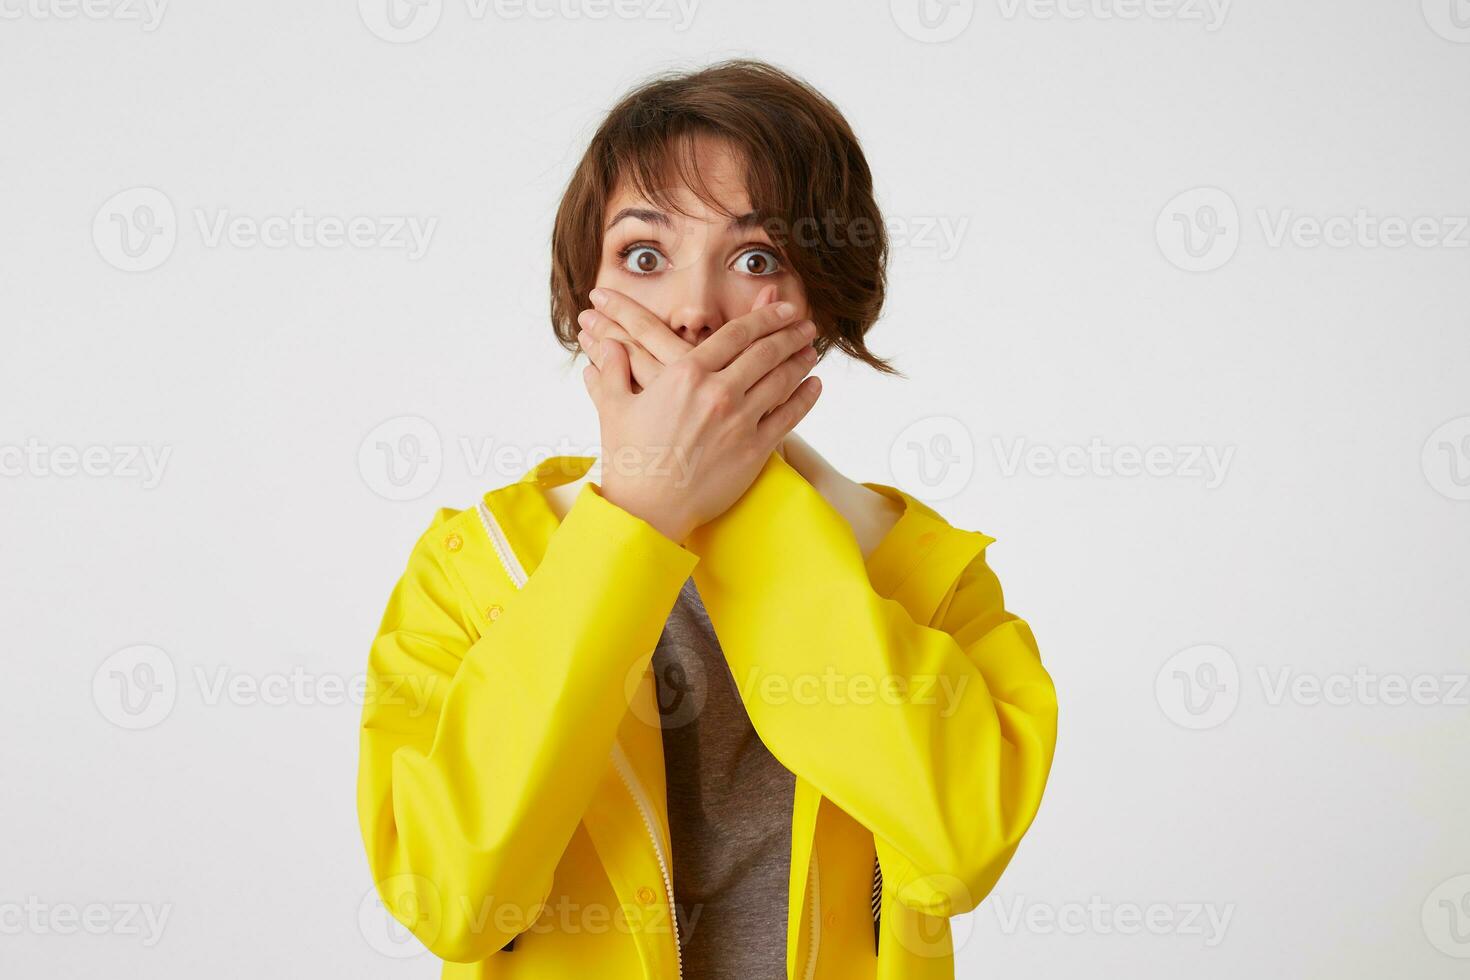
[599,476,692,545]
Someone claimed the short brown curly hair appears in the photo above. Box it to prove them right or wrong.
[549,59,897,376]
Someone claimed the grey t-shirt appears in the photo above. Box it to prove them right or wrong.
[651,575,796,979]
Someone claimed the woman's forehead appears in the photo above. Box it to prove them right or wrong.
[603,134,754,226]
[602,179,754,228]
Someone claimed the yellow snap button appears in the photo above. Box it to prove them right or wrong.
[486,604,502,621]
[636,886,657,906]
[917,530,937,548]
[444,533,463,552]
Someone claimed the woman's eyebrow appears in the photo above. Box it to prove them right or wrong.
[605,207,670,232]
[604,208,765,232]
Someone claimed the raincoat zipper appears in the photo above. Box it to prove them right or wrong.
[611,742,684,979]
[476,500,684,977]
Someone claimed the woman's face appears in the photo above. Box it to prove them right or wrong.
[594,135,810,347]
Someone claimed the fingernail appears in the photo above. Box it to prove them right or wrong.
[775,301,796,319]
[590,288,608,305]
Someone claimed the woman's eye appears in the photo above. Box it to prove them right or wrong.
[621,246,667,275]
[735,248,782,276]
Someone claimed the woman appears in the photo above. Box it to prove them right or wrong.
[357,59,1057,980]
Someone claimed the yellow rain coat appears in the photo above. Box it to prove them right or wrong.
[357,450,1057,979]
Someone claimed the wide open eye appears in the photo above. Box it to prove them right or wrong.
[620,244,668,275]
[733,247,782,277]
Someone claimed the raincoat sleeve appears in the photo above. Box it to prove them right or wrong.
[357,482,698,962]
[687,451,1057,917]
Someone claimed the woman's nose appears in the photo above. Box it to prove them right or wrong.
[669,299,720,345]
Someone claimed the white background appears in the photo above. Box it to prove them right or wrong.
[2,0,1468,977]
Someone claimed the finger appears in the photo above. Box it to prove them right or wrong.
[580,311,665,386]
[577,328,606,371]
[595,333,633,399]
[755,375,822,447]
[722,318,817,393]
[691,300,803,372]
[589,287,693,364]
[746,341,819,418]
[750,283,779,313]
[581,359,601,404]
